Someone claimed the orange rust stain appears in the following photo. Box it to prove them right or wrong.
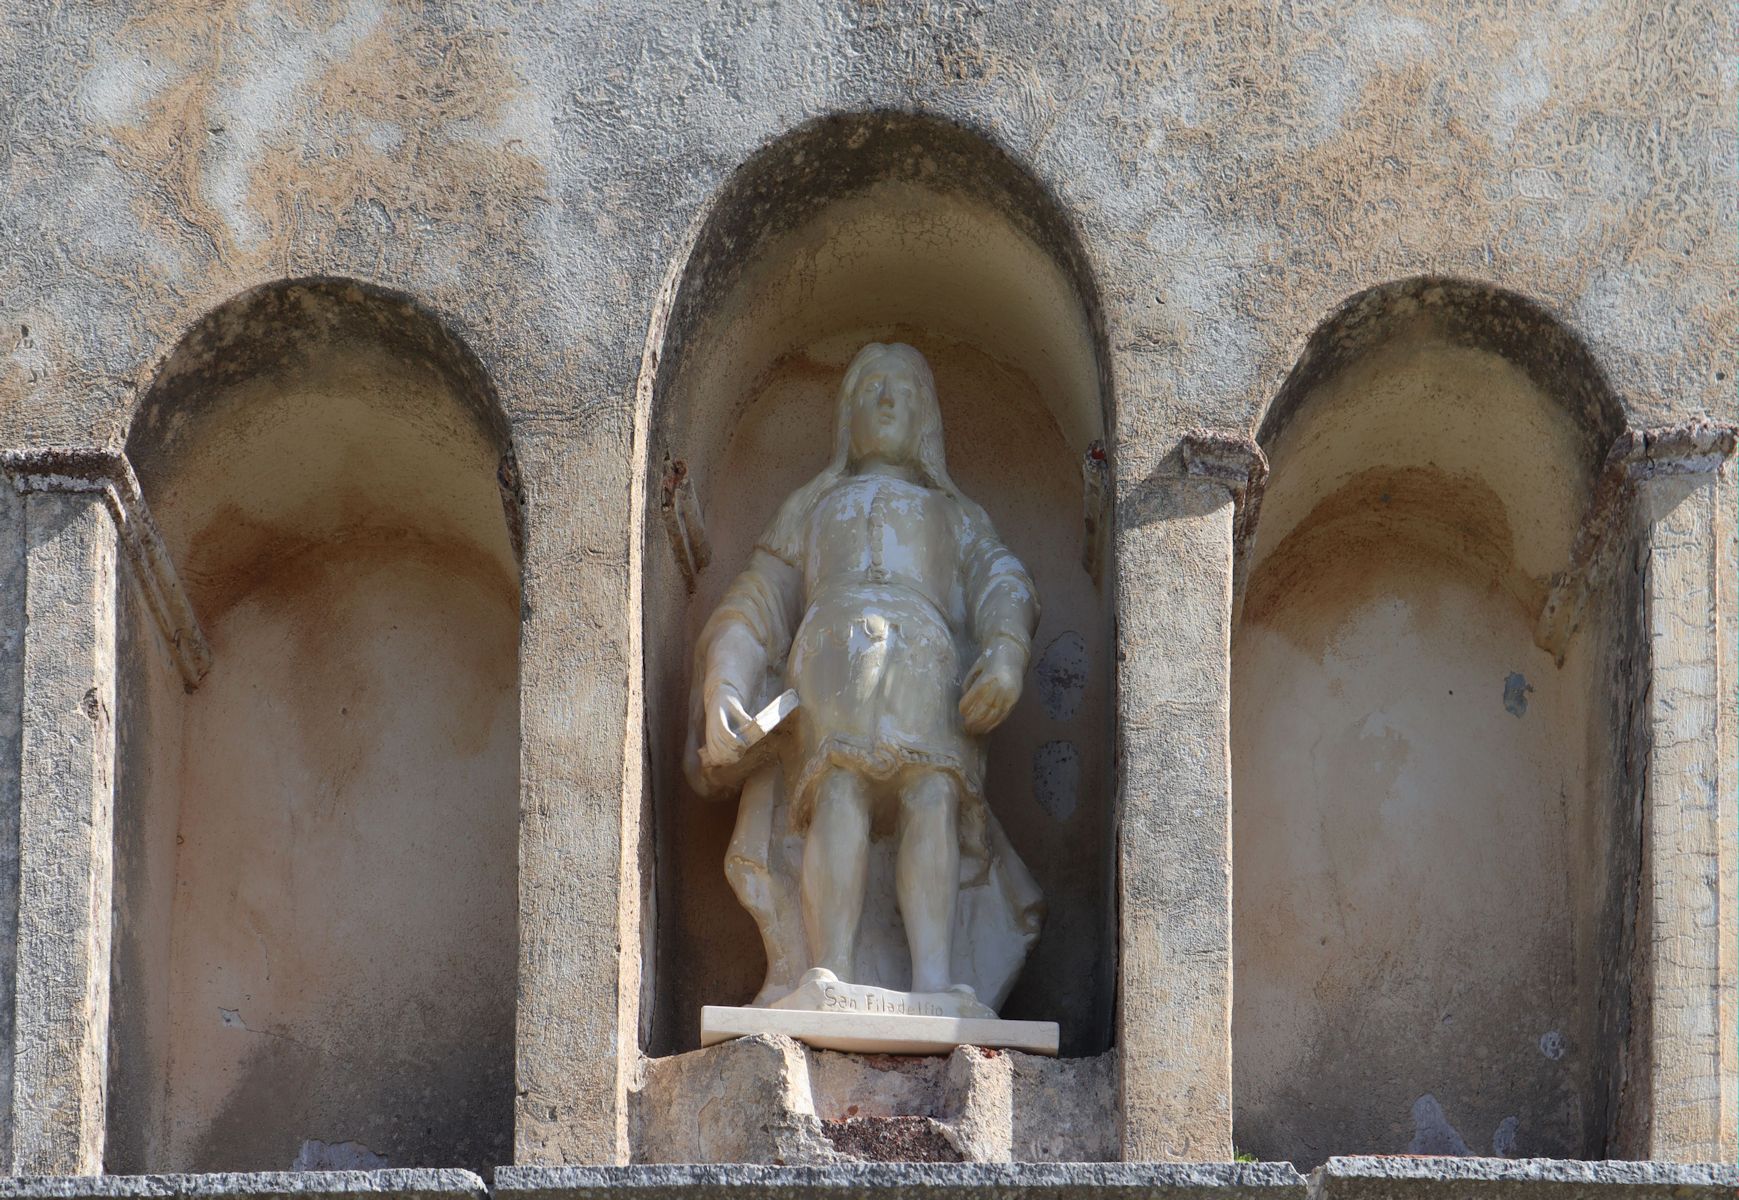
[175,523,519,873]
[94,3,546,314]
[757,348,845,388]
[102,1,341,267]
[229,541,516,772]
[1129,2,1732,418]
[1241,464,1547,643]
[183,497,518,625]
[248,16,547,268]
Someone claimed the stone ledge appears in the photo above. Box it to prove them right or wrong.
[3,1161,1739,1200]
[0,1172,487,1200]
[1316,1157,1739,1199]
[495,1163,1309,1200]
[700,1005,1061,1056]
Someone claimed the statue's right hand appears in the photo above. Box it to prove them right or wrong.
[702,686,755,768]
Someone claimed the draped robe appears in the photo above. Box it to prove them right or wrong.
[686,469,1045,1009]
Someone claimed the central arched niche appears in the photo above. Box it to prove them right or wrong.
[1232,279,1632,1165]
[639,113,1114,1056]
[108,279,520,1172]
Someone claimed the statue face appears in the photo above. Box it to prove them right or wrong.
[846,359,922,464]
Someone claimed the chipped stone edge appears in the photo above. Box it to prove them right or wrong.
[1180,430,1270,621]
[0,1170,487,1199]
[0,448,210,690]
[1315,1155,1739,1194]
[658,454,709,593]
[497,1162,1309,1198]
[6,1160,1739,1199]
[1535,420,1738,662]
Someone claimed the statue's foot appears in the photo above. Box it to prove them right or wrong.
[767,967,841,1010]
[765,972,997,1019]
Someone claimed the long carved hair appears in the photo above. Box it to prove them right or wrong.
[764,342,982,557]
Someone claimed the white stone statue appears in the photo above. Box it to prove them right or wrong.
[686,342,1044,1023]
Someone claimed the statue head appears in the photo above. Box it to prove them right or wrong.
[833,343,949,485]
[764,343,972,556]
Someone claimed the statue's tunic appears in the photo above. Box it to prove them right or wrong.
[700,471,1035,835]
[786,473,999,827]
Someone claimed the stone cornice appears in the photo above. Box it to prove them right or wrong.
[1536,420,1737,661]
[2,448,211,690]
[1606,419,1738,480]
[1183,421,1735,659]
[1181,430,1269,610]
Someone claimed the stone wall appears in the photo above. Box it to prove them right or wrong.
[0,0,1733,1177]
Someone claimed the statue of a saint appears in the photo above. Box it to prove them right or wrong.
[686,342,1044,1018]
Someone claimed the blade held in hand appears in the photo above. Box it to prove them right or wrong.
[707,689,801,786]
[739,689,799,751]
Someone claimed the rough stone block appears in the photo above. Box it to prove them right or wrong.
[495,1161,1309,1200]
[1632,472,1737,1161]
[1316,1156,1739,1200]
[632,1037,1114,1165]
[0,1171,486,1200]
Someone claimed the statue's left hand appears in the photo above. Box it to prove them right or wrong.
[959,639,1024,734]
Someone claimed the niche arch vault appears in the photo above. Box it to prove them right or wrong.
[1232,278,1635,1165]
[108,279,522,1173]
[633,113,1117,1058]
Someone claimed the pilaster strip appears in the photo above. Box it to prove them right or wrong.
[1113,470,1236,1161]
[11,488,116,1172]
[1,449,210,690]
[1632,448,1736,1161]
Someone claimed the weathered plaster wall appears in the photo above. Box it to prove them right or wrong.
[1233,317,1624,1164]
[104,287,521,1173]
[3,3,1730,452]
[157,551,517,1172]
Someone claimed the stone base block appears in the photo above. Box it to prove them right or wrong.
[631,1034,1115,1163]
[1,1158,1735,1200]
[701,1006,1059,1056]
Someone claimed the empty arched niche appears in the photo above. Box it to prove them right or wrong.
[108,279,521,1172]
[1233,279,1632,1165]
[639,113,1114,1056]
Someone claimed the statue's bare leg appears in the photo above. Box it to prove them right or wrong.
[801,768,872,981]
[897,770,960,993]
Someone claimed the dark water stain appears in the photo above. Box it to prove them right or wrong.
[1504,671,1533,717]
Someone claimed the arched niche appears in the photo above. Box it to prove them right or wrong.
[108,279,521,1172]
[638,113,1114,1056]
[1232,278,1632,1164]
